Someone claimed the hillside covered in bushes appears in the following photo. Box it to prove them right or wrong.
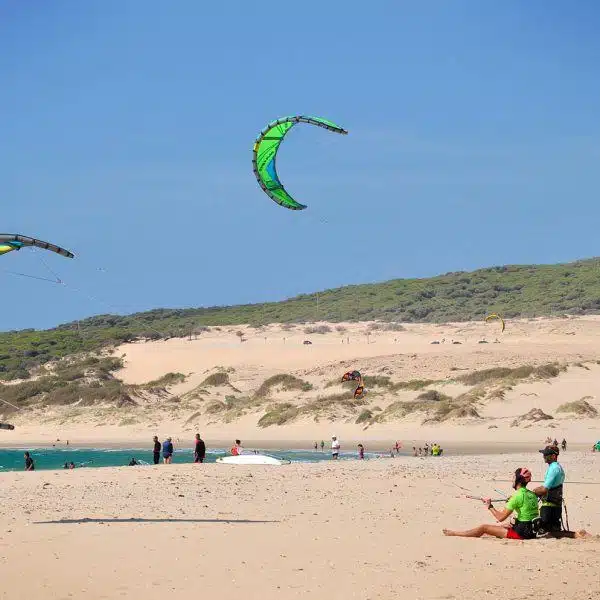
[2,257,600,381]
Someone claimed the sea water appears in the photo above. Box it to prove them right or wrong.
[0,447,390,471]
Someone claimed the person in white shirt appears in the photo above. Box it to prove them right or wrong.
[331,435,341,459]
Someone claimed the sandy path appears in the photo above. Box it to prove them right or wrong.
[0,451,598,599]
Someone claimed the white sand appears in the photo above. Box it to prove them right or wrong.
[2,317,600,598]
[0,451,598,599]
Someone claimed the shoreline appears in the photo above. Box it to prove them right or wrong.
[0,439,590,454]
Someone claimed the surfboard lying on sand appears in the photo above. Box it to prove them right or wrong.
[216,454,291,466]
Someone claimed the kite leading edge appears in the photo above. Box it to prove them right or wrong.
[0,234,75,259]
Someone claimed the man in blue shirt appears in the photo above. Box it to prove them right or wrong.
[533,445,565,534]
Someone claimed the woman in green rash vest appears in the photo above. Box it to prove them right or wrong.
[443,468,539,540]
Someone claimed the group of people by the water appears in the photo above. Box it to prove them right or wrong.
[544,436,567,452]
[312,437,447,460]
[443,444,587,540]
[412,442,443,457]
[147,434,206,466]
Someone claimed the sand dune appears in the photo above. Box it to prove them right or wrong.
[2,317,600,447]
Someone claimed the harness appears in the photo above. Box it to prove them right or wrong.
[544,483,563,506]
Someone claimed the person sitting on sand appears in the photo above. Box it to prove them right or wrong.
[231,440,243,456]
[443,468,539,540]
[128,458,138,466]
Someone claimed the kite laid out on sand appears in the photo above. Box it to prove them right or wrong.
[0,234,74,259]
[342,370,365,399]
[485,313,505,333]
[252,115,348,210]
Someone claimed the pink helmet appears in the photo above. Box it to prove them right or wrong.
[517,467,532,483]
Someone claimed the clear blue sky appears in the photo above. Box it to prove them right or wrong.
[1,1,599,330]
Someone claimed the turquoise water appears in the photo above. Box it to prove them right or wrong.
[0,447,391,471]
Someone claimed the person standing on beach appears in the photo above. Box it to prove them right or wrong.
[357,443,365,459]
[153,436,161,465]
[24,451,35,471]
[163,437,174,464]
[194,433,206,463]
[314,442,318,451]
[320,440,325,452]
[331,436,340,459]
[231,440,243,455]
[533,445,565,535]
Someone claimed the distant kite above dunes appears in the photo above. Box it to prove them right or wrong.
[485,313,505,333]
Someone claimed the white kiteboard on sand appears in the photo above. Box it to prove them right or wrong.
[216,454,290,466]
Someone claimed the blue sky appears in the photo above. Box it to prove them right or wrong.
[1,1,599,330]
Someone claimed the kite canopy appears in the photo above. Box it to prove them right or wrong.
[342,370,362,382]
[485,313,505,333]
[0,234,74,259]
[252,115,348,210]
[342,370,365,399]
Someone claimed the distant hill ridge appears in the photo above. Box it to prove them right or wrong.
[1,257,600,380]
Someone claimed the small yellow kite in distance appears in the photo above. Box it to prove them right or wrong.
[485,313,505,333]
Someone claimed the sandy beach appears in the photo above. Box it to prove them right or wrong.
[1,317,600,598]
[0,451,598,599]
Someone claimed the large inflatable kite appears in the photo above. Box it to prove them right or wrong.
[342,370,365,399]
[0,234,74,259]
[252,115,348,210]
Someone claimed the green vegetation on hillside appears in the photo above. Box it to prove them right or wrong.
[0,356,126,415]
[3,257,600,380]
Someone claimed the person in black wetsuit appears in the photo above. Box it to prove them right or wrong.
[194,433,206,463]
[24,452,35,471]
[153,436,161,465]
